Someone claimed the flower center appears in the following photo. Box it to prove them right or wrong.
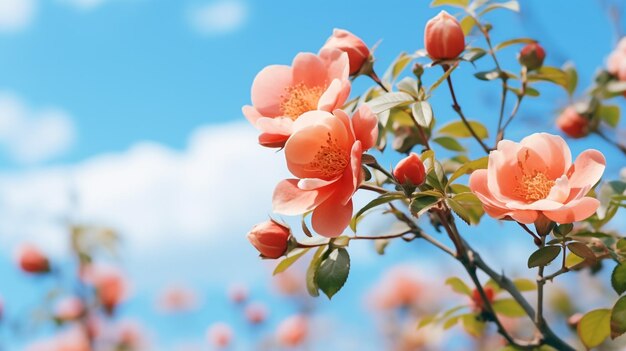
[280,83,324,120]
[308,133,349,179]
[515,172,555,201]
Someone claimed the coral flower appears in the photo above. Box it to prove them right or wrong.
[321,28,370,75]
[276,315,308,347]
[243,49,351,148]
[81,265,128,315]
[272,105,378,237]
[469,133,605,224]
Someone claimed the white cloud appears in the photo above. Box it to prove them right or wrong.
[0,0,36,32]
[188,1,247,36]
[0,93,75,164]
[0,122,287,262]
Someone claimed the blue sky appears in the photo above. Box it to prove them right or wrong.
[0,0,623,349]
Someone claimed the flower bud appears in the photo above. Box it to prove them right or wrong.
[207,323,233,348]
[393,153,426,186]
[247,220,291,259]
[471,286,495,311]
[556,107,590,139]
[16,244,50,274]
[424,11,465,60]
[412,63,424,78]
[518,42,546,71]
[322,29,370,76]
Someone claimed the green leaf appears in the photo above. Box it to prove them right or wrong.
[492,298,526,317]
[417,314,437,329]
[461,47,486,62]
[428,64,458,94]
[479,0,520,15]
[430,0,469,8]
[273,248,311,275]
[438,120,489,139]
[433,136,465,152]
[410,194,442,216]
[527,246,561,268]
[350,192,405,232]
[553,223,573,236]
[577,309,611,349]
[512,278,536,292]
[474,70,501,81]
[447,198,472,225]
[527,66,570,91]
[448,156,488,185]
[460,16,477,36]
[315,248,350,299]
[567,242,596,262]
[397,77,420,98]
[494,38,536,52]
[445,277,472,296]
[443,315,461,329]
[450,192,484,225]
[565,252,585,269]
[563,62,578,96]
[305,246,326,297]
[384,52,413,83]
[612,263,626,295]
[411,101,434,128]
[597,104,620,128]
[611,296,626,339]
[366,92,414,114]
[461,313,486,337]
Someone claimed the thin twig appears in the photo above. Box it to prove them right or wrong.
[443,69,491,154]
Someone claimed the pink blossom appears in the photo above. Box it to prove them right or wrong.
[469,133,605,224]
[608,37,626,81]
[276,315,308,347]
[207,322,233,348]
[243,49,351,148]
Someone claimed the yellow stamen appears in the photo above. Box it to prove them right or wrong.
[308,133,349,179]
[515,172,555,201]
[280,83,324,120]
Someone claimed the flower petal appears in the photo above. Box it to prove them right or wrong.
[292,52,327,88]
[519,133,572,179]
[311,196,353,237]
[251,65,293,117]
[352,105,379,151]
[542,197,600,224]
[272,179,333,216]
[566,149,606,191]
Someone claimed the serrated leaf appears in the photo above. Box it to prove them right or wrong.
[447,198,472,225]
[494,38,536,51]
[411,101,433,128]
[433,136,466,152]
[438,120,489,139]
[492,298,526,317]
[430,0,469,8]
[611,296,626,339]
[527,246,561,268]
[577,309,610,348]
[612,263,626,295]
[273,248,311,275]
[366,92,414,114]
[445,277,472,296]
[479,0,520,15]
[448,156,488,185]
[315,248,350,299]
[350,192,405,232]
[305,246,326,297]
[567,242,596,262]
[410,194,442,216]
[512,278,536,291]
